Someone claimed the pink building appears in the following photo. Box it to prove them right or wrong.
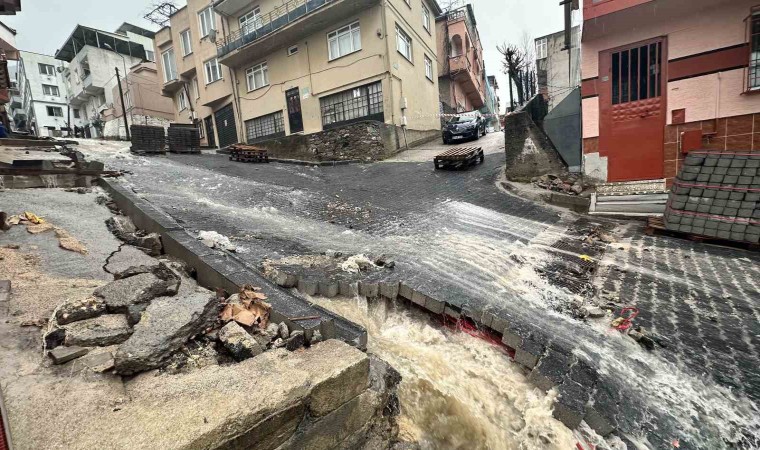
[435,5,486,114]
[581,0,760,186]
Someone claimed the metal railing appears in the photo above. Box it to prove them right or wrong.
[217,0,334,58]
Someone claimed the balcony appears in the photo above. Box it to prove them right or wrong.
[216,0,378,67]
[162,77,183,96]
[448,55,485,109]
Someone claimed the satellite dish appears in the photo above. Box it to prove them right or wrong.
[56,66,64,73]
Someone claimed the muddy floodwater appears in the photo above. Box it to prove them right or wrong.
[311,296,578,450]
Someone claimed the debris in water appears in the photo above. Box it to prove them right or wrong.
[198,230,237,252]
[340,254,375,273]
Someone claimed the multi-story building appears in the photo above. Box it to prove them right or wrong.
[156,0,442,148]
[581,0,760,185]
[0,20,18,132]
[536,27,580,112]
[483,74,500,130]
[16,51,84,137]
[55,23,155,138]
[435,4,486,115]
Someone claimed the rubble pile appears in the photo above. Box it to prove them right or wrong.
[3,211,88,254]
[531,173,585,195]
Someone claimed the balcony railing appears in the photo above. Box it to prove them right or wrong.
[217,0,334,58]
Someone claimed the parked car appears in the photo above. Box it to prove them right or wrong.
[442,113,486,144]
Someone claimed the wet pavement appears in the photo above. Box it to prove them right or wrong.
[75,135,760,449]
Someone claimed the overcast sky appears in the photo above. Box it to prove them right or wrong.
[4,0,565,113]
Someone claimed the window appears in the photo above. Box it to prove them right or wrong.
[198,120,204,138]
[162,49,178,82]
[396,26,412,61]
[204,58,222,84]
[536,38,548,60]
[320,81,383,128]
[80,57,91,79]
[125,90,133,109]
[422,3,431,33]
[611,42,662,105]
[327,21,361,61]
[145,50,155,62]
[180,29,193,56]
[178,89,187,111]
[42,84,60,96]
[424,55,433,80]
[193,77,200,99]
[239,8,260,36]
[245,111,285,142]
[198,7,215,38]
[98,94,106,106]
[750,12,760,89]
[38,63,55,76]
[46,106,63,117]
[73,109,80,119]
[245,62,269,91]
[288,45,298,56]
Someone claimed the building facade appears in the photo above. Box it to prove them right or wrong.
[55,23,154,138]
[483,74,500,130]
[536,27,580,112]
[435,4,486,115]
[581,0,760,185]
[0,20,18,132]
[16,51,85,136]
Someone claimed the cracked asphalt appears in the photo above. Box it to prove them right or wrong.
[73,134,760,449]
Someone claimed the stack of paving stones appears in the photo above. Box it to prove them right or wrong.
[664,152,760,243]
[130,125,166,154]
[168,123,201,154]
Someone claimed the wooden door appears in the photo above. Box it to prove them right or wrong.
[599,38,667,181]
[285,88,304,134]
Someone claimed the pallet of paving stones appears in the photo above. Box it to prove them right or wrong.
[130,125,166,154]
[228,144,269,163]
[647,215,759,250]
[433,146,484,170]
[167,124,201,154]
[661,151,760,247]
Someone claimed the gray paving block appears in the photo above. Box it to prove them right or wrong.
[746,233,760,243]
[318,280,339,298]
[684,155,705,166]
[696,174,710,182]
[296,277,318,296]
[731,232,746,242]
[742,168,757,176]
[553,379,588,429]
[715,190,730,200]
[702,189,717,198]
[704,228,719,237]
[717,158,732,168]
[681,172,698,181]
[398,283,414,300]
[724,175,739,184]
[358,281,379,298]
[515,338,544,369]
[709,175,724,183]
[727,167,743,176]
[729,191,746,201]
[678,225,693,233]
[529,350,571,391]
[379,281,400,300]
[747,193,760,202]
[738,209,754,218]
[717,222,733,232]
[738,176,754,185]
[717,230,732,239]
[683,166,701,174]
[339,281,358,297]
[425,296,445,315]
[724,208,738,217]
[730,159,747,168]
[704,156,720,167]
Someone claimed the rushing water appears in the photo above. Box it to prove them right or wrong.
[310,295,579,450]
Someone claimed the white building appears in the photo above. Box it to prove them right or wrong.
[54,23,155,138]
[15,51,85,136]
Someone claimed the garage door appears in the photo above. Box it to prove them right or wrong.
[213,103,238,148]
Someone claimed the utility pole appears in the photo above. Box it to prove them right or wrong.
[508,72,514,112]
[115,67,130,141]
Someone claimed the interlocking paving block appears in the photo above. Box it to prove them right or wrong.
[529,349,571,391]
[515,337,544,369]
[553,379,589,429]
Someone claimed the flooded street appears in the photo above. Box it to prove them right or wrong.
[311,295,577,450]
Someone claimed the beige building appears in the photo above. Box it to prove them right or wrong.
[156,0,442,147]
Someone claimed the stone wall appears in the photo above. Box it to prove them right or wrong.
[504,95,568,182]
[249,121,439,162]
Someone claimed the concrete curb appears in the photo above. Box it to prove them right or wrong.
[267,265,620,436]
[97,178,367,349]
[501,181,591,213]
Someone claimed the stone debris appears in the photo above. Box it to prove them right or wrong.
[105,245,161,275]
[341,254,376,273]
[64,314,133,347]
[105,215,163,256]
[55,297,106,325]
[93,264,180,314]
[48,346,89,365]
[278,321,290,339]
[309,330,323,345]
[286,330,305,351]
[531,173,585,196]
[72,350,116,373]
[218,321,264,361]
[220,285,271,329]
[114,288,218,375]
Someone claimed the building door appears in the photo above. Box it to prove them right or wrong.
[285,88,303,133]
[213,103,238,148]
[205,116,216,148]
[599,38,666,182]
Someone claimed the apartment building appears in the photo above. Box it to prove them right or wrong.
[16,51,85,136]
[581,0,760,185]
[55,23,154,138]
[158,0,442,148]
[0,20,18,131]
[435,4,486,115]
[536,27,580,112]
[483,74,500,130]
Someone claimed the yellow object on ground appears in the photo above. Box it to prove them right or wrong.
[23,212,45,224]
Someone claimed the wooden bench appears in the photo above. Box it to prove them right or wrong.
[433,146,484,170]
[229,145,269,163]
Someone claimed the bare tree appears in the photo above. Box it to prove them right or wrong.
[497,43,526,107]
[144,1,179,27]
[439,0,465,12]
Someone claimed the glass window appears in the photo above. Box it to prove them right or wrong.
[178,89,187,111]
[751,13,760,89]
[204,58,222,84]
[424,55,433,80]
[536,38,547,59]
[246,62,269,91]
[46,106,63,117]
[42,84,60,96]
[239,7,261,36]
[396,26,412,61]
[193,77,200,99]
[73,109,80,119]
[245,111,284,142]
[145,50,155,62]
[38,64,55,76]
[422,4,431,32]
[180,29,193,56]
[125,90,133,108]
[162,49,177,82]
[327,21,361,61]
[320,81,383,128]
[80,57,91,79]
[198,7,215,38]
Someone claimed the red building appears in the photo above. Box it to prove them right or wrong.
[581,0,760,187]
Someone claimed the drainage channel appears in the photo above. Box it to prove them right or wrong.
[309,294,600,450]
